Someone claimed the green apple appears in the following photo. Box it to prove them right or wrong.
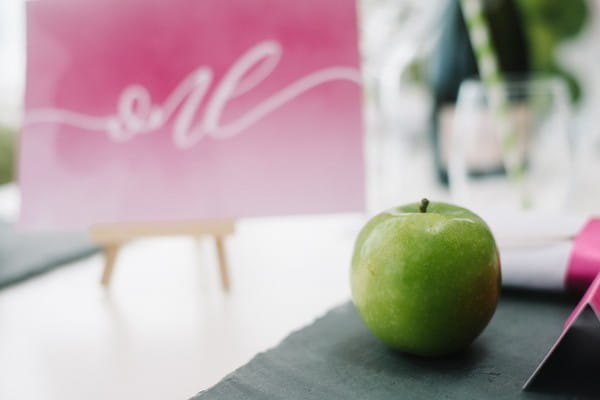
[351,199,501,357]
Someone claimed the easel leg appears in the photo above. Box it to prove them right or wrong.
[101,243,121,287]
[214,236,230,291]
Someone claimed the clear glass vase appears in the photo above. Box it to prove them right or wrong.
[448,77,573,213]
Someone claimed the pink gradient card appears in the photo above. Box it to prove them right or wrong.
[524,273,600,391]
[20,0,365,229]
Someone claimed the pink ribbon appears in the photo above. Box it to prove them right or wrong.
[566,218,600,292]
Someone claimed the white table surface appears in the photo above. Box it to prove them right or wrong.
[0,183,367,400]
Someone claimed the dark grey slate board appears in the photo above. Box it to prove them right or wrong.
[193,291,598,399]
[0,220,99,289]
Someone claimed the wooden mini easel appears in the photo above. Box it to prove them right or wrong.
[89,219,235,290]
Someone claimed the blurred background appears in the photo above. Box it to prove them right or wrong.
[2,0,600,212]
[1,1,600,399]
[361,0,600,214]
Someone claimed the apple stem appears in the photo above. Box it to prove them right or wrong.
[419,198,429,213]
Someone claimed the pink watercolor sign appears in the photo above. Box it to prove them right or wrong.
[20,0,365,229]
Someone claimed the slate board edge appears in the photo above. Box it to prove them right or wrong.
[191,301,353,399]
[0,246,100,290]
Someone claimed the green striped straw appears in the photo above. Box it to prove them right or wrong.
[459,0,527,204]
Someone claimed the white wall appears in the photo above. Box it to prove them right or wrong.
[0,0,25,126]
